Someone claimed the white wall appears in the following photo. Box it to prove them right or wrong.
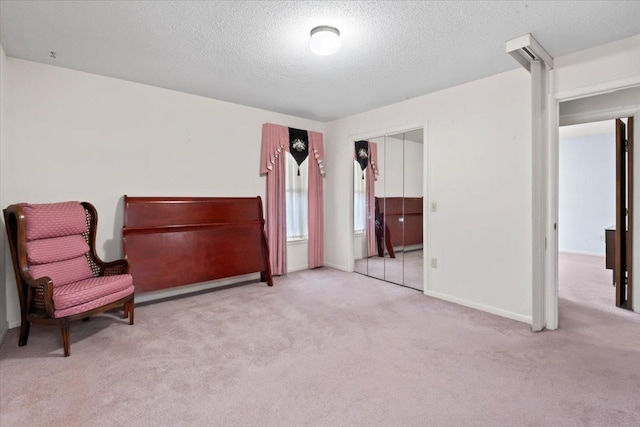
[551,34,640,97]
[1,58,324,327]
[325,68,533,323]
[559,131,615,256]
[0,44,8,341]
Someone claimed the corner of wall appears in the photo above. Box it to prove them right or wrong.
[0,321,8,345]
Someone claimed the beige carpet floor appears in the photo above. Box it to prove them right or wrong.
[1,258,639,426]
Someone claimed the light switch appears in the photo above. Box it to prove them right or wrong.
[431,258,438,268]
[431,202,437,212]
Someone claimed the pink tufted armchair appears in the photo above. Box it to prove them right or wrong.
[3,201,134,357]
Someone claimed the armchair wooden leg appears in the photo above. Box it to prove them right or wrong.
[125,301,134,325]
[18,320,30,347]
[61,320,70,357]
[385,225,395,259]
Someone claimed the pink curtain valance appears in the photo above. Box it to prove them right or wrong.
[260,123,290,176]
[310,132,326,178]
[260,124,326,177]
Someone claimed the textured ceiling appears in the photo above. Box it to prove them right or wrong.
[1,1,639,122]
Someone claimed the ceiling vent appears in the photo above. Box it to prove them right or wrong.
[506,33,553,71]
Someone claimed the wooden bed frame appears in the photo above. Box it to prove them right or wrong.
[122,196,273,294]
[376,197,423,253]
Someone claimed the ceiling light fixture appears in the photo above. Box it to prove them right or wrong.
[310,26,341,56]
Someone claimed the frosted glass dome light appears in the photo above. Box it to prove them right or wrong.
[310,26,341,56]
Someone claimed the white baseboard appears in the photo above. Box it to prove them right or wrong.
[324,262,350,272]
[0,321,9,343]
[287,264,309,273]
[424,289,532,325]
[8,319,21,329]
[134,273,261,304]
[559,249,605,257]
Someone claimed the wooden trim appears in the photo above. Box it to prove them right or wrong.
[628,117,634,310]
[615,118,627,307]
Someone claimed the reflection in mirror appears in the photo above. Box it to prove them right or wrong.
[353,154,368,275]
[353,128,423,291]
[401,129,424,290]
[366,136,385,281]
[353,136,383,280]
[380,133,404,285]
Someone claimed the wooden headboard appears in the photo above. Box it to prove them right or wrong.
[122,196,273,294]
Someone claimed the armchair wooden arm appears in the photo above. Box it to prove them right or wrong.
[22,275,55,318]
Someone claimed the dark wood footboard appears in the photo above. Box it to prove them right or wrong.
[122,196,273,293]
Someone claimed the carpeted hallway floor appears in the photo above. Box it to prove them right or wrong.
[1,259,639,426]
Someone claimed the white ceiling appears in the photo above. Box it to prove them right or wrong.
[559,120,615,139]
[1,1,639,122]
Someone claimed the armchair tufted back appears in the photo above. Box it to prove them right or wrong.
[22,202,95,287]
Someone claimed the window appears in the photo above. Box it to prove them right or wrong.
[354,161,366,234]
[285,154,308,240]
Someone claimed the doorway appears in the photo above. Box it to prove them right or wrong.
[557,120,623,317]
[549,86,640,329]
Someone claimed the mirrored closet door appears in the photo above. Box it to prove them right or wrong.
[353,128,424,290]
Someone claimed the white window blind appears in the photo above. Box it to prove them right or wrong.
[285,154,308,240]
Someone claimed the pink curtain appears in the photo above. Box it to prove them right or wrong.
[308,131,326,268]
[260,123,290,275]
[366,142,379,257]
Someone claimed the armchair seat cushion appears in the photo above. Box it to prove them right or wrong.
[53,274,134,318]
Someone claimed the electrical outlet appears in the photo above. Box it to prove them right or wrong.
[431,258,438,268]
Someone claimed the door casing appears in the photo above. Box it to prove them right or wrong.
[348,122,429,292]
[543,80,640,330]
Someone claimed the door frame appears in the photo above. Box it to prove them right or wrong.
[347,122,429,292]
[542,79,640,330]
